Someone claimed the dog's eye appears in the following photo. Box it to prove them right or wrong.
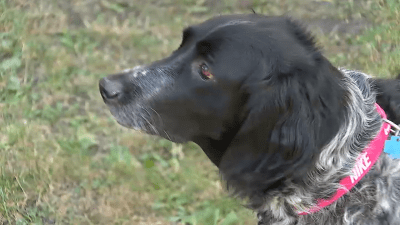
[200,64,214,80]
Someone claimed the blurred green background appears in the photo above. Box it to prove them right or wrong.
[0,0,399,224]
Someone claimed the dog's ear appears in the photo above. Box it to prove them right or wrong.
[219,59,347,207]
[373,76,400,124]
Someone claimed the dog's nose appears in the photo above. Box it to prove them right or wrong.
[99,77,122,103]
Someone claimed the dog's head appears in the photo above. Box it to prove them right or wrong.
[99,14,348,203]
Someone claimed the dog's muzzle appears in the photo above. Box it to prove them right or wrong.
[99,66,147,105]
[99,66,175,106]
[99,65,177,135]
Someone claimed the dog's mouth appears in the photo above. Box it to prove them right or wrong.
[109,106,186,143]
[105,100,162,134]
[109,111,140,130]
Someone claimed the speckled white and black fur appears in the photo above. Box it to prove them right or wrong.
[257,69,400,225]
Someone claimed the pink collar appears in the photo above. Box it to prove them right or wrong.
[296,103,391,215]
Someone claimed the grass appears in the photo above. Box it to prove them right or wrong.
[0,0,399,224]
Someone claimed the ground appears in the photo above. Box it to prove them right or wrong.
[0,0,399,224]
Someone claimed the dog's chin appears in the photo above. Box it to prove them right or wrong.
[111,115,189,143]
[114,119,139,130]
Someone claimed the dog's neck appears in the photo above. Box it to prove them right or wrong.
[258,69,385,221]
[295,103,389,215]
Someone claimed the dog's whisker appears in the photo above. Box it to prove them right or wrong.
[142,116,159,135]
[149,107,164,127]
[163,130,172,141]
[140,107,160,135]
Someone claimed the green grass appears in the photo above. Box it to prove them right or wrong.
[0,0,399,224]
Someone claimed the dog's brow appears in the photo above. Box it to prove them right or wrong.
[223,20,254,26]
[208,20,254,35]
[217,20,253,30]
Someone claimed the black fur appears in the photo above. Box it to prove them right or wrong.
[374,77,400,124]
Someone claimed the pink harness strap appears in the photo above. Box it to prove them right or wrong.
[297,104,390,215]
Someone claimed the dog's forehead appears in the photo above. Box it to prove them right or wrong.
[189,14,256,35]
[191,14,286,32]
[184,14,292,47]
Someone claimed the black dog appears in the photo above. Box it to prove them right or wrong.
[100,14,400,224]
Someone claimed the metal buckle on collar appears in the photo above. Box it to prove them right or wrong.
[382,118,400,136]
[383,118,400,159]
